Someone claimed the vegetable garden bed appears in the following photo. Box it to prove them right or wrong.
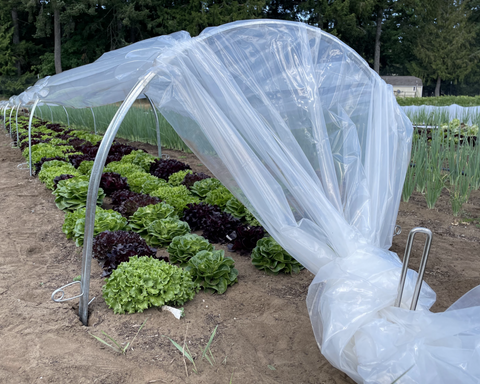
[1,116,480,383]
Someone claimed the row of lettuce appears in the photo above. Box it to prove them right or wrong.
[4,114,303,315]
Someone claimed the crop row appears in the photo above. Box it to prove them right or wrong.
[402,119,480,215]
[3,112,303,315]
[35,104,191,152]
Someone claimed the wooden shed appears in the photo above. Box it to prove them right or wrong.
[381,76,423,98]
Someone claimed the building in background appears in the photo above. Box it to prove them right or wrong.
[381,76,423,98]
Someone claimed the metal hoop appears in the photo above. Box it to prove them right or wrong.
[90,107,96,134]
[28,99,40,176]
[78,71,157,325]
[144,93,161,158]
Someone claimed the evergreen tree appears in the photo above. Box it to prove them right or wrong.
[0,18,16,77]
[409,0,478,96]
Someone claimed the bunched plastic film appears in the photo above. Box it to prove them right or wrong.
[141,20,480,383]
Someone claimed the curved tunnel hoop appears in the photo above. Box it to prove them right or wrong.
[78,70,158,325]
[15,104,20,146]
[47,104,53,123]
[90,107,96,134]
[28,99,40,177]
[3,104,9,132]
[62,106,69,126]
[143,93,162,158]
[8,106,15,138]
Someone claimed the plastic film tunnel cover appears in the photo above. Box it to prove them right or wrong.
[18,31,191,108]
[138,20,480,383]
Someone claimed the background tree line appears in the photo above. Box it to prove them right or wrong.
[0,0,479,97]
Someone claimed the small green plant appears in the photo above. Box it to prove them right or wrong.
[401,163,416,203]
[251,237,303,275]
[129,203,177,238]
[168,169,193,186]
[69,131,103,144]
[150,185,199,215]
[190,178,223,198]
[63,208,88,240]
[450,174,471,216]
[164,325,219,375]
[140,177,169,194]
[104,161,145,178]
[425,169,445,209]
[119,150,156,171]
[125,172,161,193]
[77,160,95,175]
[204,186,234,210]
[414,141,428,194]
[245,211,261,227]
[73,209,130,247]
[38,161,80,190]
[168,335,198,374]
[23,142,81,165]
[146,218,191,247]
[103,256,199,314]
[185,250,238,294]
[63,207,130,246]
[39,159,69,170]
[167,234,214,266]
[224,197,247,219]
[53,176,105,211]
[89,317,148,354]
[165,195,201,216]
[150,185,190,200]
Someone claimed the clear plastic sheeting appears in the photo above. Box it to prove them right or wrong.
[402,104,480,125]
[19,31,190,108]
[138,20,480,383]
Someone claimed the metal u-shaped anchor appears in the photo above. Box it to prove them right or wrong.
[394,227,433,310]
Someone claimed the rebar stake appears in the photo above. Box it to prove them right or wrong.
[394,227,432,310]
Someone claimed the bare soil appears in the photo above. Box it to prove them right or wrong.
[1,132,479,384]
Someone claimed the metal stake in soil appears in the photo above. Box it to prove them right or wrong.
[395,227,433,310]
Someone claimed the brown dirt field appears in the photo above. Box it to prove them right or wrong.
[0,130,479,384]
